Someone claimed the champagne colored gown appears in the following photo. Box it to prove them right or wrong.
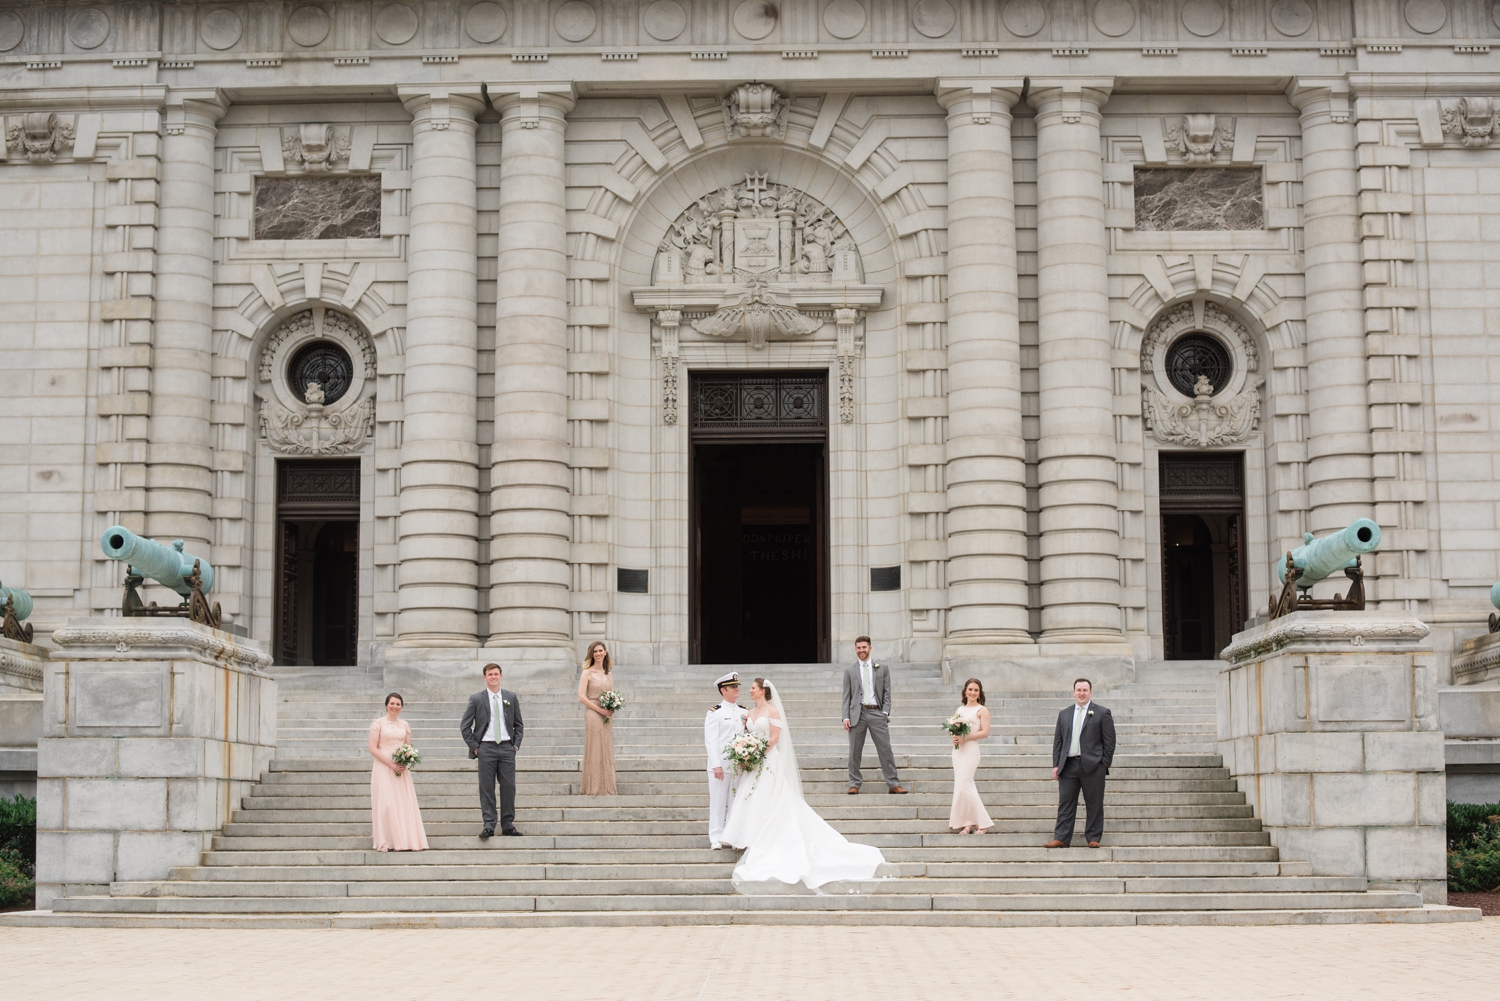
[369,717,429,851]
[948,704,993,831]
[581,669,617,796]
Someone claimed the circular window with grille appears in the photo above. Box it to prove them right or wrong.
[1164,334,1232,397]
[287,342,354,405]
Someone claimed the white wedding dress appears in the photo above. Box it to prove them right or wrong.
[719,685,893,893]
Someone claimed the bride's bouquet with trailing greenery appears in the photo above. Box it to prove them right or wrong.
[941,714,971,738]
[724,730,771,773]
[597,691,625,719]
[391,743,421,769]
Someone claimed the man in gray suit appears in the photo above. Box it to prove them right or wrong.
[460,662,525,839]
[841,636,909,795]
[1044,678,1115,848]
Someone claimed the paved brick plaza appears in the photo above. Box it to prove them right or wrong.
[5,921,1496,1000]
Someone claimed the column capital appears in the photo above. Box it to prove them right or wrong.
[163,88,228,134]
[487,82,576,127]
[1025,78,1114,123]
[396,85,486,130]
[936,79,1024,123]
[1287,77,1353,124]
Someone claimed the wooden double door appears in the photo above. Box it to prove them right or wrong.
[689,371,830,665]
[1159,453,1247,661]
[274,460,360,666]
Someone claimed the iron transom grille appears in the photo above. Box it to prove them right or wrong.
[690,371,827,440]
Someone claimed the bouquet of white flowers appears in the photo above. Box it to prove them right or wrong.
[941,714,971,738]
[724,730,771,773]
[391,743,421,769]
[597,691,625,719]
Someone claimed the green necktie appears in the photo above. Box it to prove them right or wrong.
[492,693,503,743]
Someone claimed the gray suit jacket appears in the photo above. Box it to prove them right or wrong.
[460,688,524,758]
[841,661,891,726]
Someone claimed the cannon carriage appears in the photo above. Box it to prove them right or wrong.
[99,526,221,629]
[1268,518,1382,620]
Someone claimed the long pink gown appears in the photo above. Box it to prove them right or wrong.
[948,704,993,831]
[370,717,429,851]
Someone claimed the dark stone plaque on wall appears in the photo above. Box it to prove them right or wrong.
[254,175,382,240]
[1134,168,1264,232]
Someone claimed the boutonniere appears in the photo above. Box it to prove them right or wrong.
[503,700,511,707]
[1087,710,1095,717]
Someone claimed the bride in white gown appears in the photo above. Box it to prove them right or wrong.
[720,678,894,893]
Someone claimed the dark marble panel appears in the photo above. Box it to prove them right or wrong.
[1134,168,1264,232]
[253,175,382,240]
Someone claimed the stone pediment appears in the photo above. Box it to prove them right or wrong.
[632,172,882,348]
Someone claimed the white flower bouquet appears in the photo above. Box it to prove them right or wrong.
[391,743,421,769]
[597,691,625,719]
[724,731,771,773]
[941,714,971,738]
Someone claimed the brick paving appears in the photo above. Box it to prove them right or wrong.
[4,920,1497,1000]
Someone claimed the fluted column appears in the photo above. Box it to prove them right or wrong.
[394,87,485,645]
[1028,81,1123,644]
[486,84,576,654]
[935,80,1032,651]
[1289,79,1373,533]
[148,90,227,552]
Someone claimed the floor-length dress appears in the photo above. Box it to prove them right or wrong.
[947,704,993,831]
[722,715,889,891]
[369,717,429,851]
[581,669,617,795]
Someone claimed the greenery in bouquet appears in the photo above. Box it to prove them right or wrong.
[724,731,771,773]
[391,743,421,769]
[598,691,625,718]
[941,714,972,738]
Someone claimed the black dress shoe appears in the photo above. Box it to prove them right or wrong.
[479,828,494,839]
[501,827,522,837]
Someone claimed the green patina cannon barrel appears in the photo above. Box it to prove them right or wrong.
[0,580,32,621]
[100,526,215,596]
[1276,518,1381,589]
[1490,580,1500,611]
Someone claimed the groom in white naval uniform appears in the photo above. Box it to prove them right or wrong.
[705,672,750,849]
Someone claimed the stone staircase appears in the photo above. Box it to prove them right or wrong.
[11,661,1480,926]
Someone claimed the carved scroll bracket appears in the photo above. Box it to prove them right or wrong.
[658,309,681,426]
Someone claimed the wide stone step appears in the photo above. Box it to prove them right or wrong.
[242,791,1250,809]
[210,831,1273,850]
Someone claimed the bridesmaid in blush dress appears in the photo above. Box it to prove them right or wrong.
[577,641,618,795]
[369,693,429,852]
[948,679,993,835]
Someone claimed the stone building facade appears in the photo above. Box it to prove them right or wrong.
[2,0,1498,686]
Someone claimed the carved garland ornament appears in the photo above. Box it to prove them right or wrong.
[1141,302,1261,448]
[257,309,377,455]
[281,123,352,170]
[1441,97,1499,148]
[1165,114,1234,164]
[5,112,76,162]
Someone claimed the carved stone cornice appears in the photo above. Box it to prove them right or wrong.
[51,618,273,674]
[1454,630,1500,684]
[1220,611,1430,665]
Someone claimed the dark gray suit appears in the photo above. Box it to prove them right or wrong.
[842,661,900,789]
[461,687,524,832]
[1051,701,1115,845]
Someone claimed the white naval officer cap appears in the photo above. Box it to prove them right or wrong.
[715,672,740,689]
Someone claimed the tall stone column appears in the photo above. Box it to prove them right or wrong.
[148,90,227,553]
[486,85,576,655]
[935,81,1032,652]
[394,87,485,645]
[1289,80,1373,534]
[1028,80,1124,645]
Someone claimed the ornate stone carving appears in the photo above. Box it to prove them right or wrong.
[1143,378,1260,447]
[257,308,378,455]
[692,282,821,349]
[1141,303,1258,376]
[1441,97,1498,148]
[658,309,681,425]
[724,82,787,139]
[282,124,351,170]
[1165,114,1233,163]
[6,112,76,162]
[1219,612,1430,663]
[835,307,859,424]
[260,396,374,454]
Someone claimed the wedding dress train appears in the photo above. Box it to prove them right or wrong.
[720,685,893,893]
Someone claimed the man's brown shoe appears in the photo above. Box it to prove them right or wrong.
[889,786,910,794]
[1088,841,1101,848]
[847,786,859,794]
[1043,840,1067,848]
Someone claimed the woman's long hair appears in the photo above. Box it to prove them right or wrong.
[581,640,612,674]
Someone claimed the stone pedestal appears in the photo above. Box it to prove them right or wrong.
[1218,611,1446,902]
[35,618,275,909]
[0,636,46,798]
[1442,629,1500,804]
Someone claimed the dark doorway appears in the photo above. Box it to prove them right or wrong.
[1159,453,1246,661]
[275,460,360,666]
[690,372,829,664]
